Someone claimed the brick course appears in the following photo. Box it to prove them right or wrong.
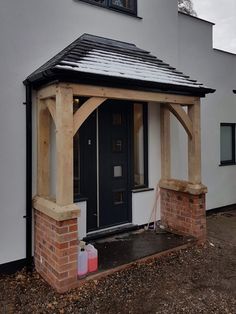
[34,210,79,293]
[160,188,206,243]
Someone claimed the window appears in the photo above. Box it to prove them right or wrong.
[74,132,81,198]
[73,96,91,200]
[110,0,137,13]
[79,0,137,15]
[133,103,148,188]
[73,98,82,199]
[220,123,235,165]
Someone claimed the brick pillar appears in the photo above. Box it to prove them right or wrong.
[34,210,79,293]
[160,188,206,243]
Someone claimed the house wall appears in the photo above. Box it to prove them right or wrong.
[0,0,178,265]
[0,0,235,265]
[177,13,236,210]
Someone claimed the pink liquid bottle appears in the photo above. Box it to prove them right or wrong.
[86,244,98,273]
[78,248,88,279]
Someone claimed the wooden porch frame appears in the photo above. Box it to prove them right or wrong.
[38,83,198,105]
[36,82,203,208]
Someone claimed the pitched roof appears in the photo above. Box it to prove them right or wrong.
[26,34,214,96]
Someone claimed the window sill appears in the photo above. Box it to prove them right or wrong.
[219,162,236,167]
[74,196,88,203]
[108,7,142,19]
[132,188,154,193]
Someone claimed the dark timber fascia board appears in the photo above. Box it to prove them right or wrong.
[26,69,215,97]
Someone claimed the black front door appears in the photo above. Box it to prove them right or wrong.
[99,101,132,228]
[77,100,132,232]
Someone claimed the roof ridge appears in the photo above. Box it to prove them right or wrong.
[80,33,138,48]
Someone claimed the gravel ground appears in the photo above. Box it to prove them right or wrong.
[0,211,236,314]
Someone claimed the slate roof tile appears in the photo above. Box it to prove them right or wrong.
[26,34,214,95]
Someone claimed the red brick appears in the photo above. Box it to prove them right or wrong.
[34,210,79,293]
[56,232,78,243]
[69,224,78,232]
[70,240,79,247]
[69,254,77,262]
[54,242,69,250]
[57,262,77,272]
[160,188,206,241]
[57,219,77,227]
[55,226,69,234]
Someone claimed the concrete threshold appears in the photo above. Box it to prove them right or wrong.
[78,229,196,283]
[84,242,195,282]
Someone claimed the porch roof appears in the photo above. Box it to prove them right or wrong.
[26,34,214,96]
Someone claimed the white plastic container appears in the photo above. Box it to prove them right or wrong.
[78,248,88,278]
[86,244,98,273]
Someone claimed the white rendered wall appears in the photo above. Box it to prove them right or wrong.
[177,13,236,210]
[76,201,87,240]
[0,0,179,264]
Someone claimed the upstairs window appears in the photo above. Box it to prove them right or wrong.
[220,123,236,165]
[110,0,137,12]
[79,0,137,15]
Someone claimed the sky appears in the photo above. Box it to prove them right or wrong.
[193,0,236,54]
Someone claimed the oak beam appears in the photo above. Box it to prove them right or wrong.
[61,83,197,105]
[73,97,107,135]
[188,99,201,184]
[37,98,50,196]
[167,103,193,139]
[46,98,56,125]
[38,84,57,100]
[160,105,171,179]
[56,86,74,206]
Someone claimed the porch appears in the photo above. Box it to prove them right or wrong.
[26,34,214,292]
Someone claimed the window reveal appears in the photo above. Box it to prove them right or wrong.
[220,123,235,165]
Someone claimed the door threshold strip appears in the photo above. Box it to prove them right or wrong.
[83,223,138,242]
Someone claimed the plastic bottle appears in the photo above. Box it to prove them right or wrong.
[78,247,88,279]
[86,244,98,273]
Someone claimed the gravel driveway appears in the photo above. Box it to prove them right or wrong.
[0,210,236,314]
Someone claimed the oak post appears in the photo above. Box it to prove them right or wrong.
[37,98,50,196]
[188,99,201,184]
[46,98,56,126]
[56,86,74,206]
[160,104,171,179]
